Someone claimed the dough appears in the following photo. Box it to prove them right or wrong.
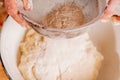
[18,29,103,80]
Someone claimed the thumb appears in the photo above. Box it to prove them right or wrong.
[102,0,120,20]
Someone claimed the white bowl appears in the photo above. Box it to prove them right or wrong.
[1,16,120,80]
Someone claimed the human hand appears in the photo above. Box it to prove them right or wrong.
[103,0,120,21]
[0,0,8,27]
[5,0,32,27]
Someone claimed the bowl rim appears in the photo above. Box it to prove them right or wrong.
[0,0,107,78]
[1,15,120,80]
[0,15,12,80]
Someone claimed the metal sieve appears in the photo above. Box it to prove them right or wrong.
[18,0,106,38]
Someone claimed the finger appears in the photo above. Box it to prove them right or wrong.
[112,15,120,21]
[102,0,120,20]
[110,15,120,25]
[13,13,29,28]
[22,0,33,11]
[5,0,29,28]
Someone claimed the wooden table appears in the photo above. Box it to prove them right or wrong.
[0,62,8,80]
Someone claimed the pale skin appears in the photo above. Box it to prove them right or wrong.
[5,0,120,27]
[5,0,31,27]
[103,0,120,21]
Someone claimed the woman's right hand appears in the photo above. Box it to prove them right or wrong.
[102,0,120,21]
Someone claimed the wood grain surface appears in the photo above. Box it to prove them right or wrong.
[0,62,8,80]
